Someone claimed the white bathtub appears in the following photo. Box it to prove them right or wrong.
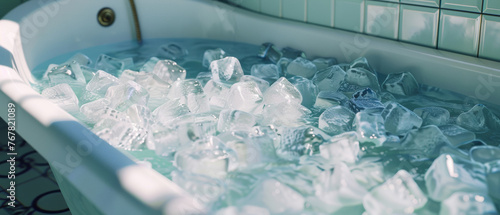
[1,0,500,214]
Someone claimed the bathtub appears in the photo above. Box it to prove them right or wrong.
[1,0,499,214]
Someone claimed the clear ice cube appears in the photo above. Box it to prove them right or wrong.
[350,57,374,72]
[258,43,282,64]
[260,101,311,127]
[86,70,119,96]
[92,118,146,151]
[41,83,80,114]
[153,59,187,84]
[95,54,133,76]
[285,57,317,79]
[136,74,171,110]
[277,57,292,76]
[340,67,380,94]
[226,81,264,114]
[281,47,306,59]
[195,72,212,87]
[311,65,346,92]
[319,132,360,164]
[171,171,224,205]
[244,179,305,214]
[289,76,318,108]
[218,109,256,133]
[125,104,152,128]
[401,125,450,158]
[311,58,337,71]
[381,102,423,135]
[414,107,450,126]
[439,192,497,215]
[469,146,500,165]
[239,75,270,93]
[140,57,160,73]
[157,43,188,60]
[352,112,386,146]
[174,136,237,179]
[313,91,349,110]
[203,48,226,68]
[439,124,476,146]
[308,162,368,214]
[318,106,355,135]
[250,64,280,82]
[363,170,427,215]
[80,98,113,123]
[382,72,419,96]
[203,80,230,110]
[105,80,149,111]
[456,104,490,133]
[168,80,210,113]
[425,154,488,201]
[262,77,302,105]
[210,57,244,84]
[276,126,326,160]
[152,99,191,126]
[47,61,87,88]
[348,88,384,113]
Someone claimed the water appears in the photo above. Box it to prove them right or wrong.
[31,38,500,214]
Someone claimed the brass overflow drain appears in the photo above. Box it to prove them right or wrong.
[98,8,115,27]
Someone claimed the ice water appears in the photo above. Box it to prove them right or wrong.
[31,38,500,214]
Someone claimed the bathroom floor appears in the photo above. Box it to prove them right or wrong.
[0,119,71,215]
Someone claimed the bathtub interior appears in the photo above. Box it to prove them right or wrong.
[1,0,500,214]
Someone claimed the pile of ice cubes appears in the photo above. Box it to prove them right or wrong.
[37,41,500,214]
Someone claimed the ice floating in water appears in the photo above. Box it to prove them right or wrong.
[34,41,500,214]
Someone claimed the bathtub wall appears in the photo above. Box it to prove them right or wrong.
[224,0,500,62]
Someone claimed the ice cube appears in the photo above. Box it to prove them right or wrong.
[350,57,374,72]
[80,98,113,123]
[125,104,152,128]
[414,107,450,126]
[258,43,282,64]
[168,80,210,113]
[285,57,317,79]
[277,57,292,76]
[311,65,346,92]
[195,72,212,87]
[318,106,355,135]
[288,76,318,108]
[67,53,92,66]
[41,83,80,114]
[86,70,119,96]
[381,102,423,135]
[153,59,187,84]
[313,91,349,109]
[210,57,244,84]
[203,48,226,68]
[456,139,487,152]
[352,112,386,146]
[348,88,384,113]
[157,43,188,60]
[312,58,337,71]
[250,64,280,82]
[152,99,191,126]
[136,74,171,110]
[470,146,500,166]
[281,47,306,59]
[95,54,133,76]
[276,126,326,160]
[105,80,149,111]
[244,179,305,214]
[487,162,500,200]
[308,162,368,214]
[203,80,230,110]
[350,158,386,190]
[171,171,224,205]
[320,132,360,164]
[261,101,311,127]
[439,124,476,146]
[80,65,99,83]
[226,81,264,113]
[92,118,146,151]
[262,77,302,105]
[218,109,256,133]
[47,61,87,87]
[401,125,450,158]
[456,104,490,133]
[215,206,270,215]
[440,192,497,215]
[363,170,427,215]
[119,69,149,82]
[425,154,488,201]
[382,72,419,96]
[239,75,270,93]
[174,136,237,178]
[139,57,160,73]
[239,126,280,166]
[340,67,380,94]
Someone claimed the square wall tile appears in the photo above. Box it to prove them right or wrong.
[401,0,440,7]
[307,0,333,26]
[261,0,282,17]
[334,0,365,32]
[365,1,400,39]
[438,10,481,56]
[399,5,439,47]
[479,15,500,61]
[483,0,500,15]
[441,0,482,13]
[282,0,306,22]
[241,0,261,12]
